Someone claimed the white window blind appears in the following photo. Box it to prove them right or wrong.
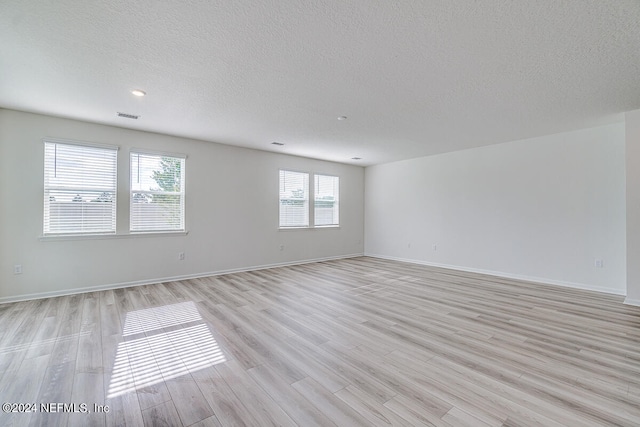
[130,152,185,232]
[43,140,118,235]
[314,174,339,226]
[279,170,309,227]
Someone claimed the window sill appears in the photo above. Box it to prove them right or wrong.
[39,231,189,242]
[278,226,340,231]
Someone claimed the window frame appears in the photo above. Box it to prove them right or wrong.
[313,174,340,227]
[43,138,119,236]
[129,149,187,234]
[278,169,340,229]
[279,169,310,228]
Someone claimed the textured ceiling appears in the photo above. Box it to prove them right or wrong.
[1,1,639,166]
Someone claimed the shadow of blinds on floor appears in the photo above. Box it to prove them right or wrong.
[107,301,226,398]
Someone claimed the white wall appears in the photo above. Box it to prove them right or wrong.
[0,109,364,302]
[625,109,640,305]
[365,124,626,294]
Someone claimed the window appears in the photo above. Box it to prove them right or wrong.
[279,170,309,227]
[279,170,340,228]
[43,140,118,235]
[314,174,339,226]
[130,151,185,232]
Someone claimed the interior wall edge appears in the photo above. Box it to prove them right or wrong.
[0,253,364,305]
[364,253,627,297]
[623,298,640,307]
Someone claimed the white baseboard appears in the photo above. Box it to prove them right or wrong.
[0,253,364,304]
[364,253,627,296]
[624,298,640,307]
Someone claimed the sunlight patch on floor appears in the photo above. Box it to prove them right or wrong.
[107,301,226,398]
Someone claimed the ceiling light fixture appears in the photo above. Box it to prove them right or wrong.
[131,89,146,97]
[337,116,347,121]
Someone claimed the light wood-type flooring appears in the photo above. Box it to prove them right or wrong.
[1,257,639,426]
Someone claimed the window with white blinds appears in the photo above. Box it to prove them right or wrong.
[279,170,309,227]
[130,152,185,232]
[314,174,339,226]
[43,140,118,235]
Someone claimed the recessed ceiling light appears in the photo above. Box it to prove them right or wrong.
[337,116,347,121]
[351,157,362,160]
[271,142,285,146]
[131,89,146,97]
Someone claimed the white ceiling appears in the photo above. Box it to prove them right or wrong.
[1,1,639,166]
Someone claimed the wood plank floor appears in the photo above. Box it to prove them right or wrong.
[1,256,639,426]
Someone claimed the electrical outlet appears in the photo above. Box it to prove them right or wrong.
[594,259,604,268]
[279,244,284,251]
[178,252,185,261]
[433,244,437,251]
[14,264,22,274]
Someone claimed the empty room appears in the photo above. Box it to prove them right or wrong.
[1,1,639,426]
